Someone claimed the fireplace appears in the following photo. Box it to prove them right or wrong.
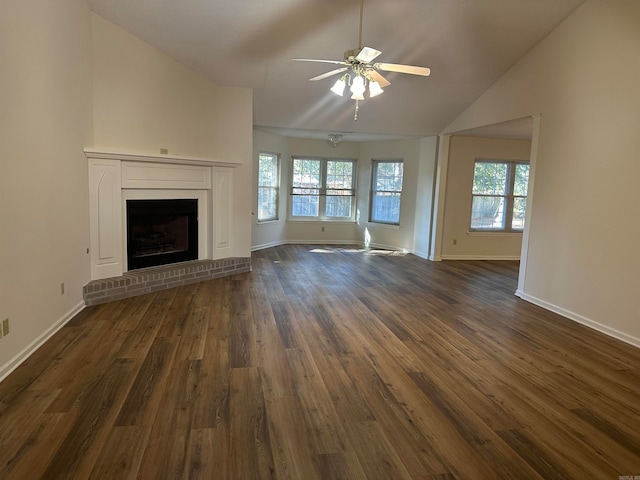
[126,199,198,270]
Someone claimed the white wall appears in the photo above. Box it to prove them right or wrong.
[441,135,532,260]
[0,0,93,376]
[444,0,640,345]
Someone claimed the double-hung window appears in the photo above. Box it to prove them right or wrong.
[370,160,404,225]
[257,152,280,222]
[470,160,530,232]
[290,157,356,220]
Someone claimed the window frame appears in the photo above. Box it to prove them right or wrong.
[369,159,404,226]
[469,159,530,233]
[289,156,357,222]
[257,152,280,223]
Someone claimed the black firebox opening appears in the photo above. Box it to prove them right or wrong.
[126,199,198,270]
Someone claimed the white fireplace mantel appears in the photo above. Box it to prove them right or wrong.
[86,148,237,280]
[84,147,242,168]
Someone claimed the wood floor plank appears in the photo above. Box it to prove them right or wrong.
[229,366,275,479]
[191,338,231,430]
[1,245,639,479]
[229,278,258,368]
[285,346,350,455]
[40,357,137,479]
[338,354,451,477]
[87,425,148,480]
[114,336,175,427]
[187,427,229,480]
[136,358,201,479]
[2,412,71,480]
[0,389,63,475]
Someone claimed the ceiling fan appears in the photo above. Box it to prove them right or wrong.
[293,0,431,119]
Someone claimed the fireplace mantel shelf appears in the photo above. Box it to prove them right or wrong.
[84,148,241,168]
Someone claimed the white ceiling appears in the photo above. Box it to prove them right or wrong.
[87,0,584,141]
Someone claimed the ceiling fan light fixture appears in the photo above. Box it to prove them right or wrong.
[293,0,430,121]
[330,77,346,96]
[350,75,366,96]
[368,80,384,98]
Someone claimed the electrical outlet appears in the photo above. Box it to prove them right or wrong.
[2,318,8,337]
[61,282,65,295]
[160,148,169,154]
[321,226,325,232]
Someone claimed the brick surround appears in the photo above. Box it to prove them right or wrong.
[83,258,251,306]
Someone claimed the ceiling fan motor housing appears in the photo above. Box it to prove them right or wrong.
[344,48,364,64]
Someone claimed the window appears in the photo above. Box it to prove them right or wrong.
[370,160,404,225]
[257,152,280,222]
[290,157,355,220]
[470,160,530,232]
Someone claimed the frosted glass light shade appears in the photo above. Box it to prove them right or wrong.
[330,78,346,96]
[369,80,384,97]
[350,75,366,95]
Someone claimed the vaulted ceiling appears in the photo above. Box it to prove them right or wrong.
[88,0,584,141]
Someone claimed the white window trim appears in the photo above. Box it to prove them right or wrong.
[469,158,529,233]
[289,156,357,222]
[369,159,404,226]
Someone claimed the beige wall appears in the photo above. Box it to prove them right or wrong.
[0,0,93,375]
[92,14,253,258]
[92,14,219,158]
[444,1,640,345]
[441,136,532,259]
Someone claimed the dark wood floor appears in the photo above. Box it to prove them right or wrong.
[1,245,640,479]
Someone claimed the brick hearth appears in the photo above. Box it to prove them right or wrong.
[83,258,251,306]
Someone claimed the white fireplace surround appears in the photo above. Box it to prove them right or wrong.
[85,148,240,280]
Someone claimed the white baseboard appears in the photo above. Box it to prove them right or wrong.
[251,240,287,251]
[411,250,429,260]
[366,241,406,252]
[252,240,364,251]
[440,254,521,261]
[516,292,640,349]
[286,240,362,247]
[0,302,85,383]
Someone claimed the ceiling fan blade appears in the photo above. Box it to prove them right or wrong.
[375,63,431,76]
[309,67,348,81]
[367,69,390,87]
[356,46,382,63]
[292,58,347,66]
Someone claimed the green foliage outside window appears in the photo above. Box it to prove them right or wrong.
[471,160,529,231]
